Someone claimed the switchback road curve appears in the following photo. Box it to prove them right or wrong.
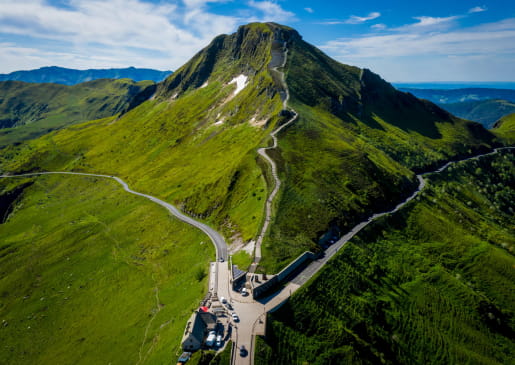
[0,171,228,261]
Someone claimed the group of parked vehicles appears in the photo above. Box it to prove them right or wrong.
[221,296,240,322]
[205,331,223,348]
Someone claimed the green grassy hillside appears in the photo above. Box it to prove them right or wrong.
[259,29,499,272]
[0,79,154,147]
[441,99,515,128]
[0,23,502,274]
[0,174,212,365]
[0,23,285,246]
[257,149,515,365]
[493,112,515,143]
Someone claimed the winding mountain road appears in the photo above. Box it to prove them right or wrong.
[231,143,514,365]
[0,171,228,261]
[263,146,515,307]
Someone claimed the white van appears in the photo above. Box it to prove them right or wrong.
[205,331,216,347]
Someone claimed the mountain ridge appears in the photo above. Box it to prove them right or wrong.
[398,87,515,127]
[0,66,172,85]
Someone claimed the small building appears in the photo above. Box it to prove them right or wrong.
[181,310,217,351]
[232,264,247,291]
[198,311,216,330]
[181,312,204,351]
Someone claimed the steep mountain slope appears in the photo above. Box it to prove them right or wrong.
[0,79,155,147]
[0,22,510,365]
[0,23,286,246]
[0,66,171,85]
[0,23,501,273]
[259,28,498,271]
[257,149,515,365]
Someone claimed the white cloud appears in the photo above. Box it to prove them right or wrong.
[183,0,230,8]
[0,0,296,73]
[411,15,460,27]
[371,24,386,30]
[318,21,345,25]
[390,15,461,32]
[247,1,296,23]
[304,7,314,14]
[345,12,381,24]
[469,6,487,13]
[322,19,515,58]
[318,12,381,26]
[319,18,515,81]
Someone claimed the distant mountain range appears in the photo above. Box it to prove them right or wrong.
[398,87,515,104]
[0,66,172,85]
[442,99,515,128]
[394,82,515,90]
[398,87,515,128]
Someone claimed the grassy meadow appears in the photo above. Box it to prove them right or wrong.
[493,112,515,143]
[256,150,515,364]
[0,174,213,364]
[0,79,154,147]
[0,25,290,251]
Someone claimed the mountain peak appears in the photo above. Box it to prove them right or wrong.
[157,22,301,99]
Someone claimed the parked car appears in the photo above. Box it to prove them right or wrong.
[241,288,249,297]
[216,334,222,347]
[240,346,248,357]
[225,302,233,310]
[178,352,191,363]
[231,313,239,322]
[220,296,227,304]
[205,331,216,347]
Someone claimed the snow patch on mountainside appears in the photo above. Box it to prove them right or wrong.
[249,116,267,127]
[229,75,248,95]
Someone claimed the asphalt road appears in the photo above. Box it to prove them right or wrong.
[273,146,514,295]
[0,171,228,260]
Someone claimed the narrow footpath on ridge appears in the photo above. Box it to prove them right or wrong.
[251,39,298,273]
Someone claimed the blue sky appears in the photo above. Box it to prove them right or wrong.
[0,0,514,82]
